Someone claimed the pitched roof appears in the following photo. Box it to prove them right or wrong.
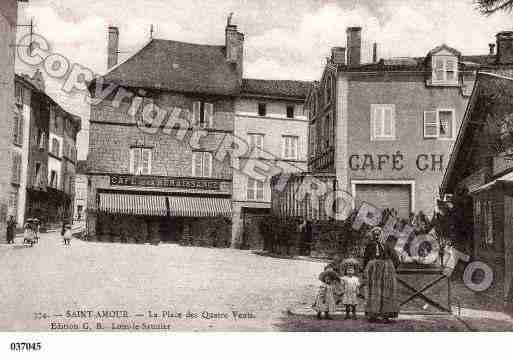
[441,71,513,193]
[241,79,311,99]
[98,39,241,96]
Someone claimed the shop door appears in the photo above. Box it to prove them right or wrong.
[160,218,178,242]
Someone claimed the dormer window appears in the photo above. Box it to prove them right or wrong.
[431,55,458,85]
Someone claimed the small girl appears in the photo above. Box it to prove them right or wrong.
[341,264,361,320]
[313,269,340,320]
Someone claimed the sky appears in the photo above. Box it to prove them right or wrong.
[14,0,513,160]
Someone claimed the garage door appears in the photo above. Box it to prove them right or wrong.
[354,183,412,219]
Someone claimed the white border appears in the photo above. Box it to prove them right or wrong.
[351,179,416,213]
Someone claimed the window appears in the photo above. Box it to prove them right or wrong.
[51,138,60,157]
[371,104,395,140]
[247,178,264,201]
[423,109,455,139]
[34,162,41,186]
[13,109,23,145]
[37,130,46,150]
[50,170,58,188]
[258,103,267,117]
[192,151,212,177]
[248,133,264,150]
[11,152,21,184]
[432,56,458,85]
[192,101,214,128]
[325,76,333,104]
[15,83,23,106]
[129,147,152,175]
[282,135,298,160]
[286,105,295,119]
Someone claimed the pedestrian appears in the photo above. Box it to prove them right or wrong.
[312,269,340,320]
[23,222,35,246]
[63,224,72,246]
[340,264,362,320]
[6,215,16,244]
[61,221,66,244]
[362,227,400,323]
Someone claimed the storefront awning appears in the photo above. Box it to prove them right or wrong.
[470,171,513,194]
[168,196,231,218]
[98,193,167,216]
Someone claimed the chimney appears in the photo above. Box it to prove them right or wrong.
[496,31,513,64]
[225,15,244,78]
[330,47,346,65]
[489,43,496,55]
[373,42,378,63]
[107,26,119,70]
[346,27,362,66]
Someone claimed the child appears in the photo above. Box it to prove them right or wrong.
[313,269,339,320]
[341,264,361,320]
[63,225,72,246]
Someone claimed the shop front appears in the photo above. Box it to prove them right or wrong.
[88,175,232,247]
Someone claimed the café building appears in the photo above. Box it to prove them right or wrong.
[85,23,241,245]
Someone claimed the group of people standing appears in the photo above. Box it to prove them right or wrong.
[313,226,400,323]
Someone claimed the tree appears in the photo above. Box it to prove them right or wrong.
[477,0,513,14]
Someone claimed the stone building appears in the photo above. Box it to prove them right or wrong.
[86,23,242,245]
[0,0,21,241]
[232,79,310,248]
[12,72,81,229]
[305,27,493,219]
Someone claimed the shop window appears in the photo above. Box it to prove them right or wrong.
[282,135,298,160]
[129,147,152,175]
[192,101,214,128]
[192,151,212,177]
[247,178,264,201]
[371,104,395,141]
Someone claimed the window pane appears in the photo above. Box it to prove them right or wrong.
[256,180,264,200]
[247,178,255,200]
[384,108,393,136]
[439,110,453,138]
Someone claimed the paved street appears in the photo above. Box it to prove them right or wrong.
[1,231,512,331]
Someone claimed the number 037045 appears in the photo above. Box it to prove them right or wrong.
[10,342,42,351]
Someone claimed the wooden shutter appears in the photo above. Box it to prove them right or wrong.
[141,148,151,175]
[372,106,383,140]
[204,103,214,128]
[247,178,255,200]
[424,110,439,138]
[384,107,393,137]
[192,101,201,125]
[256,180,264,200]
[193,152,202,177]
[203,152,212,177]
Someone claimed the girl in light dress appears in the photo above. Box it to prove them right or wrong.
[340,264,362,320]
[312,269,340,320]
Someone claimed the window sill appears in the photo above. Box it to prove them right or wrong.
[426,81,460,87]
[370,137,396,141]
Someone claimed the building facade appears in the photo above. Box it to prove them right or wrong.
[1,0,19,242]
[86,23,241,245]
[442,34,513,309]
[232,79,310,248]
[11,72,80,230]
[306,27,488,219]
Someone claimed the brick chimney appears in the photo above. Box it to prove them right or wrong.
[225,16,244,80]
[496,31,513,64]
[330,47,346,65]
[346,27,362,66]
[107,26,119,70]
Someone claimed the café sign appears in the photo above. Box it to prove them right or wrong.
[110,174,221,191]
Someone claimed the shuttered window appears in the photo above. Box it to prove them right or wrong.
[11,152,21,185]
[248,133,264,150]
[247,178,264,201]
[282,135,298,160]
[355,183,411,219]
[129,147,152,175]
[13,108,23,145]
[371,104,395,140]
[192,101,214,128]
[424,109,455,139]
[192,151,212,177]
[424,111,438,138]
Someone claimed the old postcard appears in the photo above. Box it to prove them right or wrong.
[2,0,513,351]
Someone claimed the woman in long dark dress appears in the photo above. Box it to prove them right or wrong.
[363,227,401,322]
